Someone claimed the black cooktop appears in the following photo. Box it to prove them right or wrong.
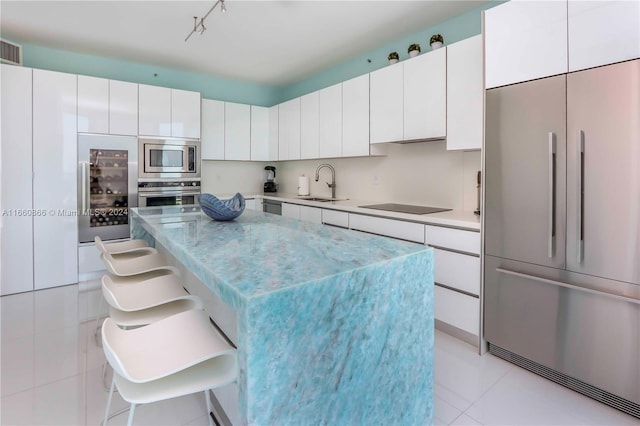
[359,203,452,215]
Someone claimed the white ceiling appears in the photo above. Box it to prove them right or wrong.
[1,1,485,87]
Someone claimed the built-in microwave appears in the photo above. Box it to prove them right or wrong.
[139,138,201,179]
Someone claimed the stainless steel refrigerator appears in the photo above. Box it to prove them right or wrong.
[78,134,138,243]
[484,59,639,417]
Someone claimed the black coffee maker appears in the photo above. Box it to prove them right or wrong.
[264,166,277,193]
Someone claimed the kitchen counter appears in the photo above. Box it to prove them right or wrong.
[130,206,435,425]
[248,193,480,231]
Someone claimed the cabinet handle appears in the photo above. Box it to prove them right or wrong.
[548,132,556,258]
[496,267,640,306]
[81,162,89,212]
[577,131,585,263]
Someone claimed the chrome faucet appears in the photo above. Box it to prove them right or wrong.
[315,164,336,199]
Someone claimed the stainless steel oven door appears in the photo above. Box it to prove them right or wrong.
[138,191,200,207]
[139,138,201,179]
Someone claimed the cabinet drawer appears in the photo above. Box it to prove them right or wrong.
[435,285,479,336]
[300,206,322,224]
[322,209,349,228]
[349,214,425,243]
[425,225,480,254]
[434,248,480,296]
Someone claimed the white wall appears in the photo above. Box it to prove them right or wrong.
[201,143,481,212]
[277,142,481,212]
[201,160,267,195]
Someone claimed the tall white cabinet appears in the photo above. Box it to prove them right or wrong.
[300,92,320,159]
[224,102,251,160]
[446,35,483,150]
[1,65,34,295]
[403,48,446,141]
[319,83,342,158]
[32,69,78,290]
[201,99,225,160]
[278,98,301,160]
[370,62,403,144]
[342,74,370,157]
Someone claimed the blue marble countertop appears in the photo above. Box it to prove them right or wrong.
[131,205,435,425]
[131,206,428,307]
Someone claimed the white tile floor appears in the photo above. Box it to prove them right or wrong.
[1,284,638,426]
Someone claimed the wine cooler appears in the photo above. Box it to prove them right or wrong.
[78,134,138,243]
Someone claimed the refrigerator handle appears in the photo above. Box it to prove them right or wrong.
[548,132,556,258]
[496,267,640,306]
[81,162,89,212]
[577,131,585,263]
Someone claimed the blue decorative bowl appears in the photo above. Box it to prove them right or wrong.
[200,193,245,221]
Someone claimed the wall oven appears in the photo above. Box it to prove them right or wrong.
[138,138,200,180]
[138,180,201,208]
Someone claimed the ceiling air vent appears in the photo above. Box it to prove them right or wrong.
[1,39,23,66]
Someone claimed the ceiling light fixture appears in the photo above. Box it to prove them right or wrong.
[184,0,226,42]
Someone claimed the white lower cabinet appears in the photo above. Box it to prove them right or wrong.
[300,206,322,224]
[434,286,479,337]
[321,209,349,228]
[425,225,480,254]
[348,214,425,244]
[1,64,34,295]
[282,203,321,224]
[425,225,481,339]
[281,203,300,219]
[433,248,480,296]
[33,69,78,289]
[245,199,261,211]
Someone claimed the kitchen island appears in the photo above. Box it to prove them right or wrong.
[130,206,434,426]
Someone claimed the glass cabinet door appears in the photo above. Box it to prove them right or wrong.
[89,149,129,228]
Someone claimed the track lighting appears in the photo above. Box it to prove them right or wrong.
[185,0,227,42]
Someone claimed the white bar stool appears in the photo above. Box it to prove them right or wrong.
[101,273,203,328]
[95,236,151,255]
[101,309,237,426]
[101,250,180,277]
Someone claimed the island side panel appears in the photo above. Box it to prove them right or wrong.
[238,250,434,426]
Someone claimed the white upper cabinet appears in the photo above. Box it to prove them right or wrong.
[77,77,138,136]
[447,35,483,151]
[109,80,138,136]
[319,83,342,158]
[278,98,301,160]
[484,0,568,89]
[224,102,251,161]
[300,91,320,159]
[139,84,200,138]
[1,65,34,296]
[403,48,446,141]
[568,0,640,72]
[370,61,403,144]
[251,105,271,161]
[201,99,225,160]
[139,84,171,136]
[171,89,201,139]
[342,74,370,157]
[32,69,78,290]
[268,105,279,161]
[77,75,109,134]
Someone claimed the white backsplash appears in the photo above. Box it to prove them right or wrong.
[201,142,481,212]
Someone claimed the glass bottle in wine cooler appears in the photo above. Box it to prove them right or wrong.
[78,135,138,243]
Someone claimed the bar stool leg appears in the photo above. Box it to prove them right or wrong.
[103,376,115,426]
[204,390,214,426]
[127,403,136,426]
